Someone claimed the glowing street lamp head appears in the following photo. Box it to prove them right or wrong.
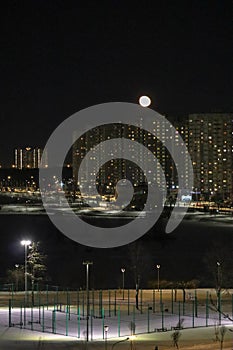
[139,95,151,107]
[21,240,31,246]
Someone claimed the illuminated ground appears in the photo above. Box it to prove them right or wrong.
[1,325,233,349]
[1,289,233,348]
[1,303,233,349]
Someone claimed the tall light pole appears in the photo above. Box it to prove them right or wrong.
[21,240,31,303]
[156,264,160,291]
[216,261,221,312]
[104,325,109,350]
[216,261,221,291]
[121,268,125,300]
[15,264,19,292]
[83,261,93,343]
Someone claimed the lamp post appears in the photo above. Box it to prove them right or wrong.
[217,261,221,285]
[15,264,19,292]
[121,268,125,300]
[156,264,160,291]
[83,261,93,343]
[216,261,221,293]
[216,261,221,311]
[21,240,31,303]
[104,325,109,350]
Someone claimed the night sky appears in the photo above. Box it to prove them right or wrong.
[0,0,232,166]
[0,1,232,287]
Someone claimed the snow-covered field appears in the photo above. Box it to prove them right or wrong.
[1,304,233,349]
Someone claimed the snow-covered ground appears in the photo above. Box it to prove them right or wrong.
[1,303,233,349]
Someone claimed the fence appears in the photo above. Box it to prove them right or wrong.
[6,288,233,340]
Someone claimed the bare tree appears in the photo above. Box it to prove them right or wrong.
[171,319,184,349]
[209,294,233,349]
[128,241,144,309]
[210,294,233,322]
[6,265,24,291]
[171,330,181,349]
[203,239,233,295]
[213,324,227,350]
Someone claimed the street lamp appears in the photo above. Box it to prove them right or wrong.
[15,264,19,292]
[83,261,93,343]
[216,261,221,312]
[104,325,109,350]
[217,261,221,289]
[121,268,125,300]
[21,240,31,303]
[156,264,160,291]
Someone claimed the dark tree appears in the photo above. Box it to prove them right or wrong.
[171,319,184,349]
[27,242,47,305]
[203,238,233,298]
[6,265,24,291]
[128,241,145,309]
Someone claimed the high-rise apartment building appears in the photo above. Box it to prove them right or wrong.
[187,113,233,200]
[73,113,233,201]
[14,147,48,169]
[72,120,184,197]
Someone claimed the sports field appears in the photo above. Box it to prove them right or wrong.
[1,288,233,349]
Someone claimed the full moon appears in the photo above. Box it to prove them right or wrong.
[139,95,151,107]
